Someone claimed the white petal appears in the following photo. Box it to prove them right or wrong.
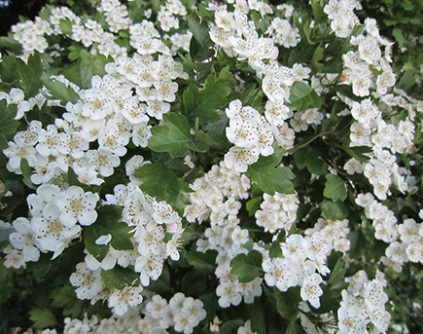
[95,234,112,245]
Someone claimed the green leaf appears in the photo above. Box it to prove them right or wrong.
[269,231,286,259]
[275,286,301,321]
[246,149,295,195]
[17,52,43,98]
[246,197,261,217]
[231,249,263,283]
[317,257,348,314]
[147,263,171,293]
[393,28,406,48]
[0,224,13,242]
[240,83,264,109]
[311,45,324,73]
[101,266,139,290]
[136,162,191,212]
[327,257,346,287]
[347,230,368,259]
[324,174,347,201]
[219,319,245,334]
[311,0,325,24]
[198,114,230,150]
[187,13,214,61]
[50,285,84,318]
[181,269,207,295]
[0,55,19,87]
[84,205,132,261]
[0,36,23,54]
[345,146,372,162]
[59,18,74,35]
[186,250,217,274]
[20,158,36,189]
[288,82,322,112]
[64,50,111,88]
[321,200,349,220]
[50,286,77,308]
[0,262,14,302]
[249,299,267,334]
[28,253,51,280]
[294,147,327,175]
[42,78,80,105]
[183,73,232,126]
[285,320,307,334]
[148,113,208,158]
[0,101,19,145]
[29,309,57,329]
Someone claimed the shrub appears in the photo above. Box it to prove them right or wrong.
[0,0,422,333]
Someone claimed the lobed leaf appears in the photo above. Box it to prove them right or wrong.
[247,149,295,195]
[16,52,43,98]
[29,309,57,329]
[101,266,139,290]
[274,286,301,321]
[323,174,347,201]
[148,113,208,158]
[288,81,322,112]
[136,162,192,212]
[183,73,232,126]
[187,250,218,274]
[84,205,132,261]
[42,78,80,105]
[231,250,263,283]
[0,100,20,139]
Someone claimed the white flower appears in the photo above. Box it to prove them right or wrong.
[166,232,182,261]
[132,121,152,147]
[134,221,165,256]
[32,203,81,259]
[343,158,363,175]
[350,99,380,127]
[145,294,169,322]
[57,132,89,159]
[337,304,367,334]
[108,286,143,316]
[3,245,26,269]
[3,141,38,173]
[264,100,292,127]
[85,149,120,178]
[69,262,103,300]
[216,279,242,307]
[300,274,323,308]
[151,201,181,225]
[135,253,164,286]
[72,162,104,186]
[226,116,259,148]
[281,234,309,263]
[98,119,130,156]
[262,257,299,292]
[35,124,61,157]
[81,87,114,120]
[9,217,40,262]
[56,186,99,227]
[398,218,419,244]
[224,146,259,173]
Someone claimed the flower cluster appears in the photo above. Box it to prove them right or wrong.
[338,271,390,333]
[224,99,274,172]
[255,191,299,233]
[1,0,423,333]
[37,292,206,334]
[6,184,98,263]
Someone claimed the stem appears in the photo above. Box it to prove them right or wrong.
[287,131,335,154]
